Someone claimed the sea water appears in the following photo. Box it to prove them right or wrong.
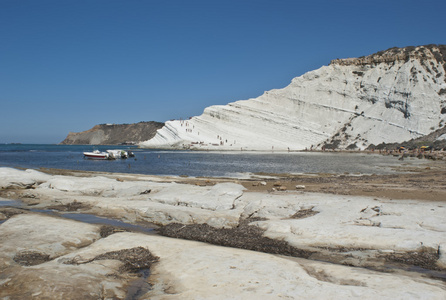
[0,144,416,177]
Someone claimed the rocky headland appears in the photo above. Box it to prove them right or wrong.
[60,121,164,145]
[1,165,445,299]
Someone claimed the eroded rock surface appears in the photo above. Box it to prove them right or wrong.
[1,215,445,299]
[1,167,446,298]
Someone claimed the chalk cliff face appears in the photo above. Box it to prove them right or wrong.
[60,121,164,145]
[140,45,446,150]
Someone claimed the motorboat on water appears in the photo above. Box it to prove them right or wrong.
[83,150,110,160]
[83,149,135,160]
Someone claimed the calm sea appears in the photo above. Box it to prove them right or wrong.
[0,144,415,178]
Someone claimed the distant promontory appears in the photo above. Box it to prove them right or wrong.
[60,121,164,145]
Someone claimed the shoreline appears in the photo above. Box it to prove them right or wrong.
[33,155,446,201]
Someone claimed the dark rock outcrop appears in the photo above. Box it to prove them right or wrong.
[60,121,164,145]
[368,125,446,151]
[330,44,446,68]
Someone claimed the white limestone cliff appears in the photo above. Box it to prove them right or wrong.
[140,45,446,150]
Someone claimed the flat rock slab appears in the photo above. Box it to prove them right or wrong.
[240,192,446,264]
[0,213,100,265]
[1,214,445,299]
[0,167,52,189]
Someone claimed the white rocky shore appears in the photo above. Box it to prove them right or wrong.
[1,167,445,299]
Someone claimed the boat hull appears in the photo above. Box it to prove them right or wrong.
[83,152,109,160]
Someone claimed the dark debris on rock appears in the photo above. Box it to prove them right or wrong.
[157,219,312,259]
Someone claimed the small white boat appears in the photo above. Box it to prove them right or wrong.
[83,150,109,160]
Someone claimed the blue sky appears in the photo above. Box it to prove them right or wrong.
[1,0,445,143]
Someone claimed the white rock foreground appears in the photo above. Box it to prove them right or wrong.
[1,167,445,299]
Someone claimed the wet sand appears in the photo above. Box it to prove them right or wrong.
[240,166,446,201]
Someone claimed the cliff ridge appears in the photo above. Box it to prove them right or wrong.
[140,44,446,151]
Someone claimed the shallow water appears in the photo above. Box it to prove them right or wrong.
[0,200,22,225]
[0,200,21,207]
[407,266,446,281]
[125,269,152,300]
[60,213,156,234]
[0,200,156,233]
[0,144,422,177]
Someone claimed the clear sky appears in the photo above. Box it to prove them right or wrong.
[1,0,445,144]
